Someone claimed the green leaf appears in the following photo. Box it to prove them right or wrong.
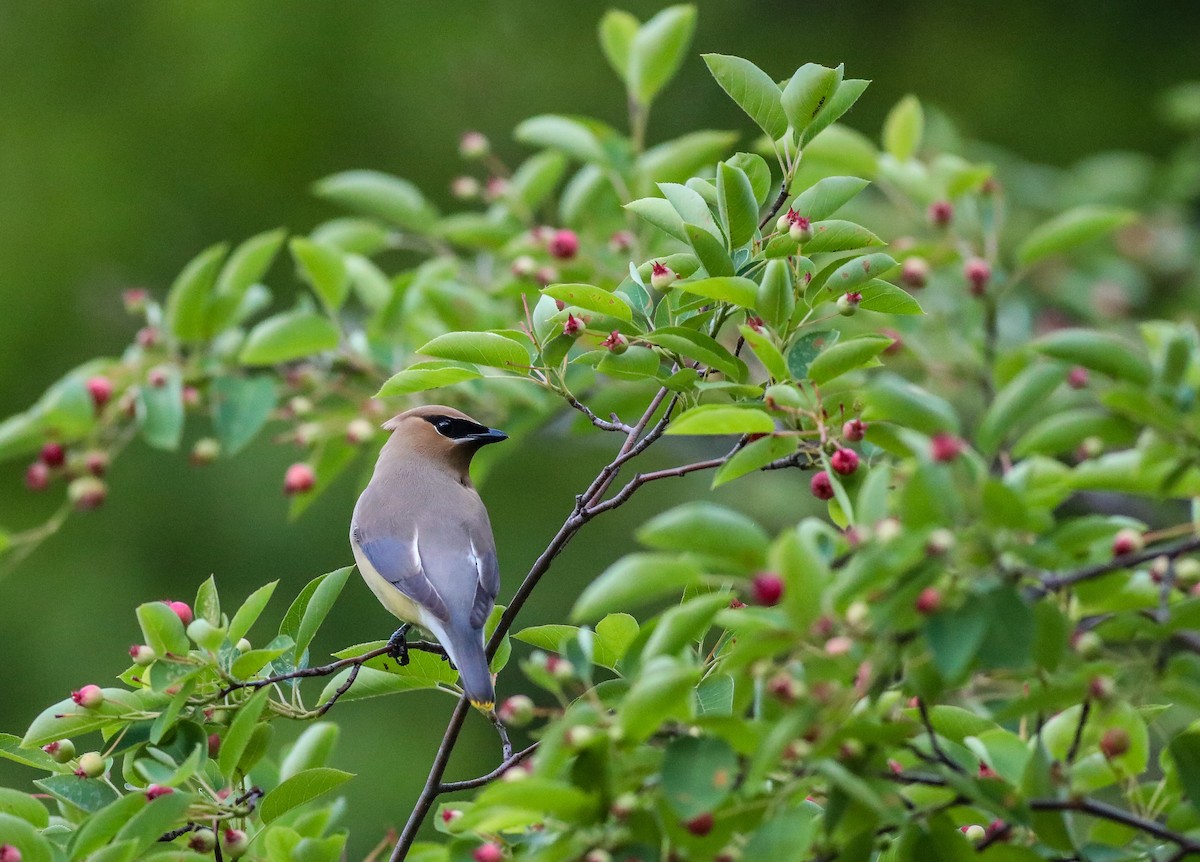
[787,329,839,379]
[514,115,609,165]
[0,788,48,828]
[976,363,1065,456]
[685,223,735,277]
[513,625,578,653]
[821,253,898,297]
[231,635,293,679]
[507,150,568,213]
[882,94,923,161]
[0,734,57,770]
[317,653,457,703]
[211,376,277,456]
[195,576,220,626]
[572,554,702,622]
[1170,731,1200,811]
[627,4,696,105]
[218,688,270,778]
[346,254,393,310]
[717,162,759,247]
[801,78,871,145]
[678,276,758,309]
[739,325,790,381]
[294,567,351,660]
[729,152,772,204]
[0,813,52,862]
[1016,205,1137,266]
[239,311,340,366]
[925,602,989,680]
[135,366,185,451]
[1013,408,1135,457]
[34,773,119,813]
[702,54,788,140]
[743,808,817,861]
[641,592,730,661]
[165,243,227,343]
[228,581,278,643]
[598,9,638,83]
[260,767,354,824]
[1032,329,1151,384]
[115,790,193,853]
[666,404,774,436]
[376,363,483,397]
[137,601,191,658]
[662,735,738,819]
[209,228,286,332]
[857,279,923,314]
[637,501,768,568]
[595,613,640,668]
[644,327,746,380]
[280,722,340,780]
[625,197,688,242]
[639,131,740,187]
[290,238,349,312]
[791,176,871,221]
[781,63,840,133]
[807,335,892,385]
[541,283,634,322]
[417,331,530,370]
[311,217,391,256]
[800,220,884,254]
[313,170,437,232]
[864,374,960,435]
[618,656,701,741]
[713,435,797,487]
[755,260,794,331]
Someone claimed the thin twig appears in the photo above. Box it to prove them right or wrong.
[439,743,539,793]
[314,661,362,717]
[1030,535,1200,597]
[563,392,633,433]
[1066,699,1091,765]
[1030,797,1200,853]
[759,180,790,230]
[158,823,199,842]
[217,641,444,698]
[917,699,964,774]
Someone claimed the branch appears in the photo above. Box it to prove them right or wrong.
[1029,535,1200,597]
[563,392,633,434]
[585,452,734,517]
[759,179,790,230]
[439,743,539,793]
[217,641,444,698]
[1031,797,1200,853]
[917,698,965,774]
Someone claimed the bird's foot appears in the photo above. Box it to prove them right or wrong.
[385,624,411,667]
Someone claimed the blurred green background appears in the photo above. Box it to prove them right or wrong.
[1,0,1196,852]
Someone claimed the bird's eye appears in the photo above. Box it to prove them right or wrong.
[435,418,451,430]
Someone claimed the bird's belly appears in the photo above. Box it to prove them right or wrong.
[352,546,423,625]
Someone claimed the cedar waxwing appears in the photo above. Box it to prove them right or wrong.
[350,405,507,711]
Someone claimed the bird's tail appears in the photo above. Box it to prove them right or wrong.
[447,626,495,713]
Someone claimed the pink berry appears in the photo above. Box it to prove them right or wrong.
[165,601,194,626]
[122,288,149,313]
[1067,366,1089,389]
[964,257,991,296]
[548,229,579,260]
[1100,727,1130,758]
[129,644,157,666]
[1111,528,1144,557]
[145,784,173,800]
[83,451,109,477]
[928,200,954,226]
[24,462,49,491]
[601,330,629,354]
[498,695,535,727]
[843,419,867,441]
[42,739,74,762]
[0,846,20,862]
[485,176,509,201]
[914,588,941,615]
[68,477,107,512]
[450,176,481,199]
[810,470,835,500]
[147,366,169,388]
[880,327,903,355]
[221,829,249,859]
[788,213,813,243]
[650,261,676,291]
[930,434,964,463]
[40,442,65,467]
[284,463,316,495]
[459,131,490,159]
[208,733,221,757]
[72,685,104,709]
[830,448,859,475]
[562,314,585,338]
[442,808,463,825]
[751,572,785,607]
[473,843,504,862]
[900,257,930,289]
[136,326,159,348]
[87,376,114,409]
[609,231,634,253]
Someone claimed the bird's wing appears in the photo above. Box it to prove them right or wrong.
[354,526,452,623]
[467,530,500,630]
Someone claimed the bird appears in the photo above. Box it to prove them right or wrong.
[350,404,507,712]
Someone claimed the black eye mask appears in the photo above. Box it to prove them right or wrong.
[424,415,490,440]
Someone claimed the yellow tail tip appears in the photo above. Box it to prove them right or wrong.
[470,699,495,712]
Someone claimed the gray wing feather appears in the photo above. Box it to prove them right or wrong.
[468,535,500,629]
[355,528,452,622]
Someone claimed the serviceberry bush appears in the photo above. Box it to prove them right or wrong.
[3,5,1200,862]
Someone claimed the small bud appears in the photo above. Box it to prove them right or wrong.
[1112,528,1144,557]
[830,448,859,475]
[145,784,173,800]
[82,450,109,477]
[610,792,638,820]
[584,851,612,862]
[190,438,221,466]
[930,434,964,463]
[914,588,942,615]
[767,672,799,703]
[836,291,862,316]
[129,644,157,666]
[450,176,481,199]
[775,209,794,232]
[0,847,20,862]
[683,812,715,837]
[284,462,316,495]
[963,824,986,842]
[544,654,574,681]
[458,131,490,159]
[926,528,955,555]
[548,229,579,260]
[68,476,107,512]
[236,638,252,652]
[485,176,509,201]
[498,695,535,727]
[1150,555,1171,584]
[875,517,903,543]
[565,725,595,749]
[221,829,249,859]
[441,807,464,826]
[147,366,170,388]
[43,739,75,763]
[288,395,314,417]
[789,215,813,243]
[963,257,991,296]
[1089,675,1116,702]
[1073,630,1103,657]
[845,601,870,628]
[122,288,149,314]
[86,376,114,409]
[825,636,854,656]
[608,230,634,253]
[810,470,835,500]
[1099,727,1130,759]
[72,686,106,710]
[978,763,997,779]
[562,314,586,339]
[136,326,160,349]
[24,462,49,491]
[75,751,105,779]
[601,330,629,354]
[900,257,930,289]
[346,418,374,445]
[751,572,785,606]
[1067,366,1089,389]
[188,828,217,853]
[40,442,66,468]
[843,419,867,441]
[165,601,194,626]
[510,255,537,278]
[182,386,201,409]
[208,733,221,757]
[928,200,954,227]
[472,842,504,862]
[535,265,558,286]
[650,261,676,291]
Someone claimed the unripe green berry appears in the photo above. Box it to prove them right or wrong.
[221,829,249,859]
[42,739,75,763]
[188,828,217,853]
[75,751,106,779]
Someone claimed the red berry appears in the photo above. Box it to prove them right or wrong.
[843,419,867,441]
[1099,727,1130,759]
[830,448,859,475]
[900,257,930,289]
[72,685,104,709]
[284,463,316,495]
[86,376,114,409]
[145,784,173,800]
[928,200,954,226]
[751,572,785,606]
[601,330,629,354]
[1111,528,1143,557]
[0,846,20,862]
[40,442,65,467]
[473,843,504,862]
[1067,366,1089,389]
[83,451,109,477]
[914,587,941,615]
[24,462,49,491]
[684,812,715,836]
[930,434,964,463]
[548,229,579,260]
[964,257,991,296]
[810,470,835,500]
[562,314,586,338]
[208,733,221,757]
[165,601,194,626]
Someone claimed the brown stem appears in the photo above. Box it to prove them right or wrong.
[759,180,790,230]
[563,392,633,434]
[439,743,539,793]
[1031,535,1200,597]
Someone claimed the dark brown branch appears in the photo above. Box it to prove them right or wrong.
[917,699,965,774]
[158,823,199,842]
[759,180,790,230]
[314,661,362,717]
[585,453,732,517]
[1066,699,1091,764]
[1030,535,1200,598]
[1030,797,1200,853]
[563,392,633,434]
[439,743,539,793]
[217,641,444,698]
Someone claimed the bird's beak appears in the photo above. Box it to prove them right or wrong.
[466,427,508,446]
